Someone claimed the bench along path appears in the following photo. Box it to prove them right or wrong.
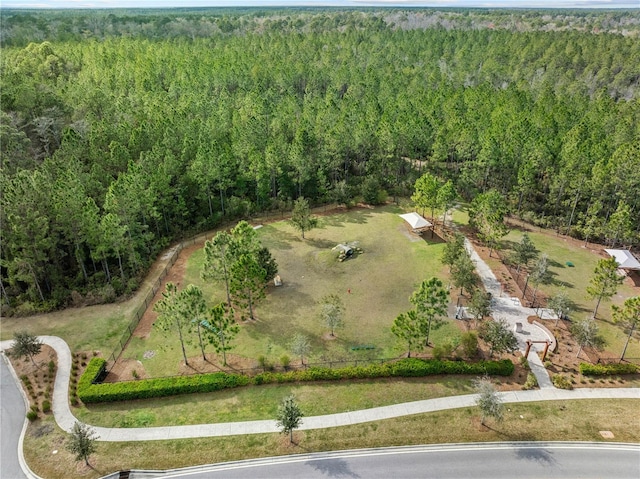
[2,337,639,444]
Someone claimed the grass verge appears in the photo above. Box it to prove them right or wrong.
[25,398,640,479]
[74,376,475,427]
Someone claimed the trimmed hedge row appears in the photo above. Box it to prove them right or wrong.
[579,362,639,376]
[78,358,250,403]
[78,357,514,404]
[255,358,514,384]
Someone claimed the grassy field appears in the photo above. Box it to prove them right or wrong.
[73,376,476,427]
[500,227,640,359]
[123,205,452,376]
[0,303,131,353]
[25,398,640,479]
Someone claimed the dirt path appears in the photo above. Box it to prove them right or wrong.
[133,242,203,339]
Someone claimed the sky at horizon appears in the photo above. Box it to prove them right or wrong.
[2,1,639,10]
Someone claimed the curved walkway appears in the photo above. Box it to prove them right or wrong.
[1,337,638,444]
[463,239,557,388]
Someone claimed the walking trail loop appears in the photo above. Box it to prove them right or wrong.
[1,337,638,443]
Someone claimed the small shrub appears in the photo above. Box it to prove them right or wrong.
[280,355,291,370]
[42,400,51,413]
[257,355,270,371]
[432,345,446,360]
[433,339,458,360]
[258,355,274,371]
[48,360,55,374]
[461,332,478,359]
[26,411,38,422]
[519,356,530,370]
[523,373,539,390]
[132,369,139,380]
[552,374,573,390]
[544,360,552,368]
[579,362,639,376]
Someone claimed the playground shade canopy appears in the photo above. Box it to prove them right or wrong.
[399,212,432,231]
[604,249,640,270]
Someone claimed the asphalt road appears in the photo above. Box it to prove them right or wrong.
[157,443,640,479]
[0,352,28,479]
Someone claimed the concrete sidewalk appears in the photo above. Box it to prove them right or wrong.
[464,239,556,388]
[1,337,638,444]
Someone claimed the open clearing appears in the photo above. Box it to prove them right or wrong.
[121,205,452,377]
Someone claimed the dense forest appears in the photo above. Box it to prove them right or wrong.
[1,8,639,314]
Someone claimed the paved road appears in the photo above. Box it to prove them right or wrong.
[1,351,28,479]
[145,443,640,479]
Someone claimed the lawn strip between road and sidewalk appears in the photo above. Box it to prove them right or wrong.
[24,398,640,479]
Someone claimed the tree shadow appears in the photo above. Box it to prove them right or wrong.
[501,239,519,252]
[419,230,446,245]
[321,209,374,227]
[307,238,339,249]
[552,279,575,289]
[547,258,565,269]
[305,458,361,478]
[513,445,557,467]
[259,224,296,250]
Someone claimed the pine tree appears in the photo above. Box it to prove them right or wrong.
[289,197,318,239]
[11,331,42,368]
[66,422,98,466]
[611,296,640,361]
[410,277,449,347]
[587,257,624,318]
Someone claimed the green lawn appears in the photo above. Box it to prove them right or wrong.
[122,205,452,376]
[501,228,640,359]
[25,398,640,479]
[74,376,475,427]
[0,304,130,353]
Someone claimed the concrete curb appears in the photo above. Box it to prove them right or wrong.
[1,349,44,479]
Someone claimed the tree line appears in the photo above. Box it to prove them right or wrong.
[2,8,639,47]
[1,10,638,313]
